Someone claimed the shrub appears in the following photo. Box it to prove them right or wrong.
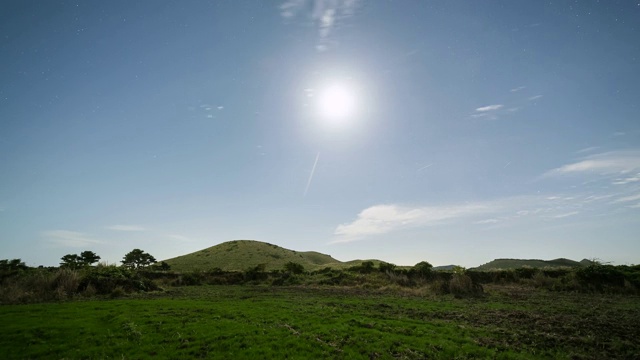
[110,286,126,298]
[284,262,305,275]
[429,278,450,295]
[532,272,555,288]
[575,264,625,288]
[180,271,204,286]
[514,266,538,280]
[378,262,396,273]
[411,261,433,279]
[450,274,483,298]
[244,264,268,282]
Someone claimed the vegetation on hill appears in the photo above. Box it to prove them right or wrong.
[472,258,592,270]
[163,240,343,272]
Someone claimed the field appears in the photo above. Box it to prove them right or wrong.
[1,284,639,359]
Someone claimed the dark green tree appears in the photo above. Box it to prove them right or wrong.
[378,262,397,273]
[80,250,101,266]
[0,259,27,272]
[60,254,82,269]
[412,261,433,278]
[284,261,305,274]
[121,249,157,269]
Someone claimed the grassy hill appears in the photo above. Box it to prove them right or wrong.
[472,258,591,271]
[163,240,344,272]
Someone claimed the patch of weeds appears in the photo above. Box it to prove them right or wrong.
[121,322,142,342]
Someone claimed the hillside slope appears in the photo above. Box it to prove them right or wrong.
[472,258,587,271]
[163,240,343,272]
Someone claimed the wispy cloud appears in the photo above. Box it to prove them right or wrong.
[333,203,493,242]
[42,230,103,247]
[528,95,543,101]
[612,193,640,203]
[332,186,640,243]
[545,150,640,177]
[475,218,499,224]
[166,234,193,242]
[475,104,504,112]
[280,0,362,51]
[612,173,640,185]
[106,225,146,232]
[280,0,306,18]
[576,146,601,154]
[554,211,579,218]
[510,86,526,92]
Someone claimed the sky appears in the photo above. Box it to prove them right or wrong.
[1,1,639,268]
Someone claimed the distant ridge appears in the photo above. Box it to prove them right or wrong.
[472,258,594,271]
[433,265,458,271]
[164,240,344,272]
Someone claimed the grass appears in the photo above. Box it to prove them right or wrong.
[1,284,638,359]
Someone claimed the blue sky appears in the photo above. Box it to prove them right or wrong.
[1,1,639,267]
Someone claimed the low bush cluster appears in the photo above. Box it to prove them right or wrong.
[0,265,161,304]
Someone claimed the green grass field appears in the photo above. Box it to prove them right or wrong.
[1,284,638,359]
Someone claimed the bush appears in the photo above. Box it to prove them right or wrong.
[411,261,433,279]
[378,262,396,273]
[575,265,626,288]
[448,273,483,298]
[284,262,305,275]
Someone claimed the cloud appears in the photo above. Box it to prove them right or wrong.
[280,0,362,51]
[42,230,103,247]
[612,193,640,203]
[576,146,601,154]
[166,234,193,242]
[474,218,499,224]
[475,104,503,112]
[528,95,543,101]
[280,0,306,18]
[510,86,526,93]
[106,225,146,232]
[545,150,640,177]
[612,173,640,185]
[554,211,579,218]
[332,188,640,243]
[333,203,491,242]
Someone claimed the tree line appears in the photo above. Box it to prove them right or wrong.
[57,249,169,271]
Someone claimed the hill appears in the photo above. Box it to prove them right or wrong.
[163,240,344,272]
[472,258,588,271]
[433,265,458,271]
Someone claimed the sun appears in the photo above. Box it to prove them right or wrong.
[316,82,358,125]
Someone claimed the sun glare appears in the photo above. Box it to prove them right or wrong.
[317,83,358,125]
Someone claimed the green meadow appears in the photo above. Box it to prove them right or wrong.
[1,285,639,359]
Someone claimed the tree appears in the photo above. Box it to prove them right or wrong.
[80,251,101,266]
[284,261,305,274]
[378,262,397,273]
[0,259,27,272]
[60,251,101,269]
[412,261,433,278]
[121,249,157,269]
[60,254,82,269]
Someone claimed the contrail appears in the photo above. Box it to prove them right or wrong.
[303,152,320,197]
[417,163,433,172]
